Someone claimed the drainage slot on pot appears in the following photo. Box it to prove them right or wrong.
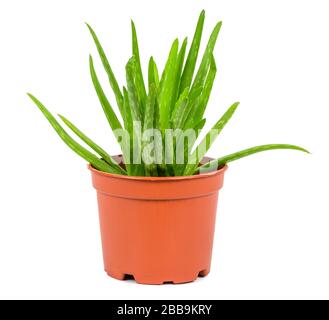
[163,281,174,285]
[198,270,208,277]
[123,274,135,281]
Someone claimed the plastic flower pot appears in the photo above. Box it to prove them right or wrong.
[89,156,227,285]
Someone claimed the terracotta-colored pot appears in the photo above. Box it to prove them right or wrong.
[89,157,227,285]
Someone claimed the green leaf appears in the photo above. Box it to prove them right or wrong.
[146,62,160,176]
[126,57,145,176]
[159,39,179,130]
[122,87,133,134]
[125,57,143,122]
[86,23,124,118]
[196,144,310,173]
[131,20,147,110]
[184,101,239,175]
[89,55,123,133]
[154,91,167,176]
[172,38,188,101]
[122,87,133,175]
[179,86,204,131]
[58,114,125,174]
[179,10,205,94]
[27,93,119,174]
[143,84,158,176]
[148,57,159,91]
[181,21,221,132]
[198,55,216,111]
[144,85,156,131]
[153,59,160,88]
[174,117,206,176]
[194,118,206,133]
[170,87,189,128]
[190,21,222,94]
[192,55,217,125]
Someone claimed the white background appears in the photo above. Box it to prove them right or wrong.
[0,0,328,300]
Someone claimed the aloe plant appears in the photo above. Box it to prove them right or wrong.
[28,10,309,176]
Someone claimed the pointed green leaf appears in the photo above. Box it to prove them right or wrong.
[172,37,188,101]
[153,59,160,88]
[27,94,119,174]
[143,84,158,176]
[86,23,124,117]
[148,57,158,91]
[179,10,205,94]
[143,84,156,131]
[58,114,125,174]
[126,57,145,177]
[146,65,160,176]
[173,117,206,176]
[170,87,189,128]
[131,20,147,110]
[196,144,310,173]
[190,21,222,93]
[180,86,204,130]
[194,118,206,134]
[159,39,179,130]
[184,101,239,175]
[89,55,122,133]
[154,92,167,176]
[121,87,133,175]
[122,87,133,134]
[193,55,217,124]
[125,57,143,122]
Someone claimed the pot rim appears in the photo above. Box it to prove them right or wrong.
[88,163,228,182]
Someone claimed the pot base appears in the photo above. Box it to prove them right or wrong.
[105,268,210,285]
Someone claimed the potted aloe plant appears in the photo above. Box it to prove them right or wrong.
[28,10,308,284]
